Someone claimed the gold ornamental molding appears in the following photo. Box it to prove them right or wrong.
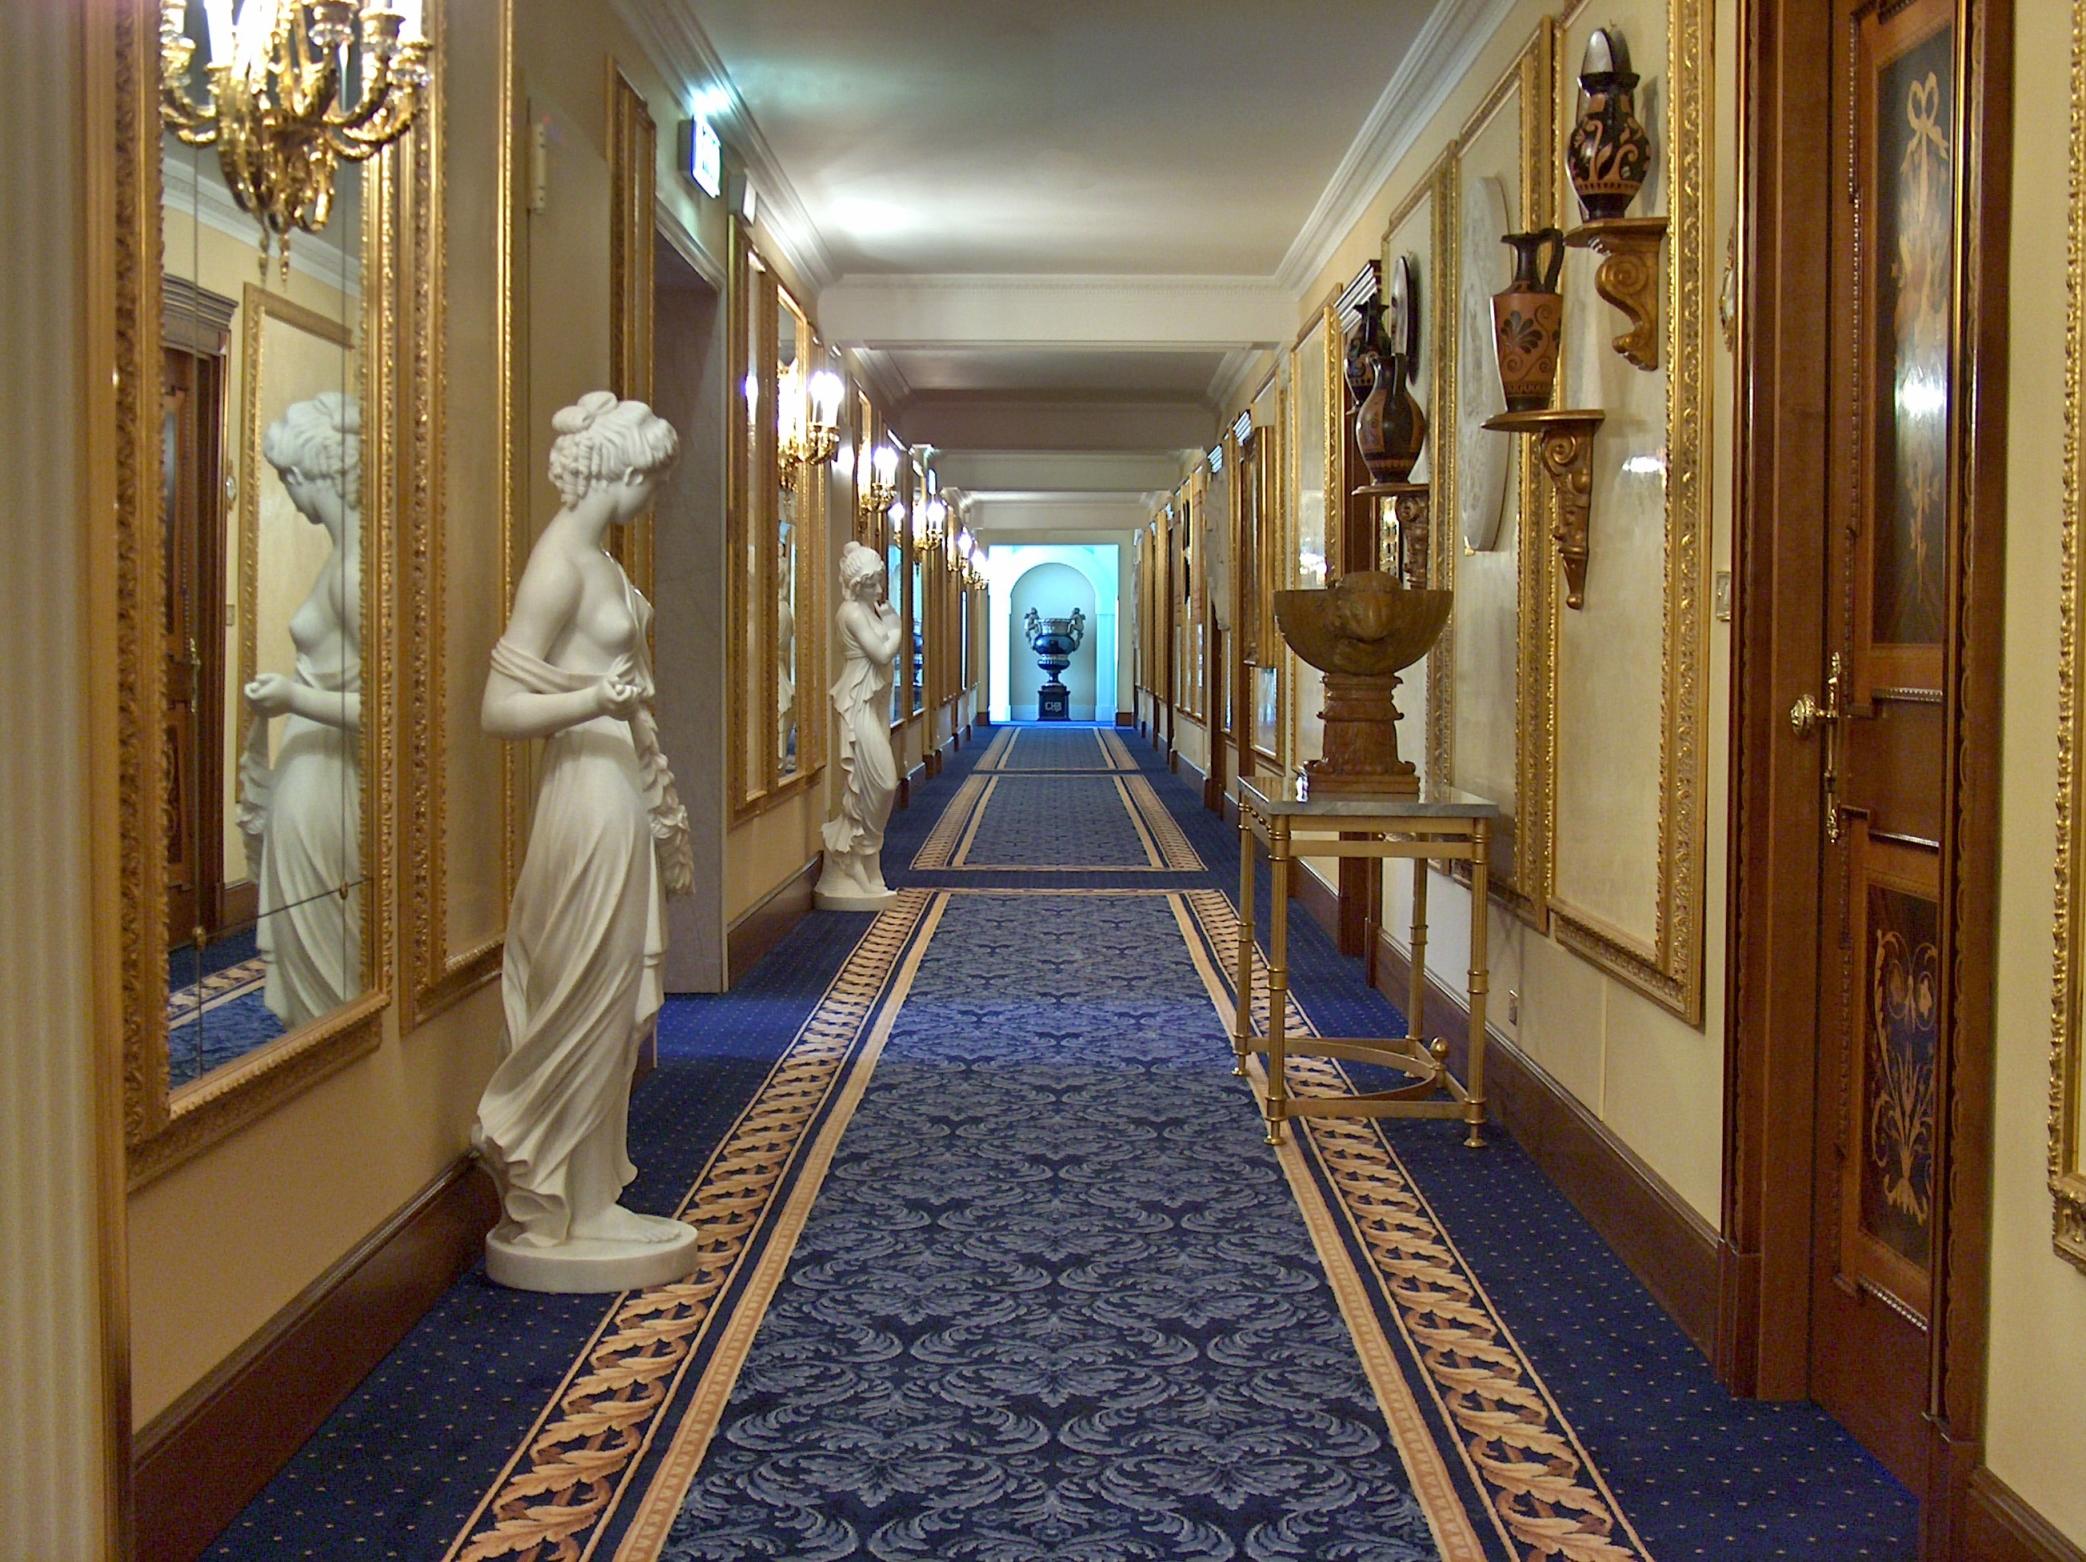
[1423,17,1558,933]
[2047,0,2086,1273]
[398,0,521,1030]
[1546,0,1716,1024]
[108,0,406,1186]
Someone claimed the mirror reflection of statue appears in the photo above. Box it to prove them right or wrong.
[815,542,904,909]
[474,391,701,1293]
[777,515,797,769]
[240,391,362,1032]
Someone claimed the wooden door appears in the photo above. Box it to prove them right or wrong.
[162,350,200,946]
[1806,0,1963,1486]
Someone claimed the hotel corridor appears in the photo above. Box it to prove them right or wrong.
[210,726,1910,1560]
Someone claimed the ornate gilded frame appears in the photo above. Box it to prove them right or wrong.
[398,0,522,1028]
[1248,367,1287,773]
[1426,20,1558,930]
[238,285,356,701]
[113,0,404,1186]
[1283,300,1341,779]
[2050,0,2086,1273]
[607,61,657,602]
[1545,0,1715,1022]
[726,242,829,819]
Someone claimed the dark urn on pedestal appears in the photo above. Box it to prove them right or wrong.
[1025,606,1086,721]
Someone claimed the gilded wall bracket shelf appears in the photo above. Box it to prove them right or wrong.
[1564,218,1667,370]
[1356,479,1433,590]
[1483,409,1605,608]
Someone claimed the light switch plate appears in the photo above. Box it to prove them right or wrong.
[1713,569,1732,622]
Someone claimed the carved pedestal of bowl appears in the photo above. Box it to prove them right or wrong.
[1273,571,1452,796]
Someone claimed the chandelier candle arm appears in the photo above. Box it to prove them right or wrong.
[159,0,432,276]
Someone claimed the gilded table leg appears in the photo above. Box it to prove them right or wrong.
[1234,809,1255,1077]
[1464,818,1490,1148]
[1265,820,1292,1146]
[1407,847,1429,1048]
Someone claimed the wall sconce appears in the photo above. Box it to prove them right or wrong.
[856,440,899,524]
[161,0,432,278]
[779,364,842,490]
[956,526,976,576]
[917,496,948,555]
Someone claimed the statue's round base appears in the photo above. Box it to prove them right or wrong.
[815,885,898,912]
[485,1217,704,1294]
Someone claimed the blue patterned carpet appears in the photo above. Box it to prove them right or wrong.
[992,724,1125,771]
[663,890,1440,1560]
[958,775,1155,868]
[201,721,1915,1560]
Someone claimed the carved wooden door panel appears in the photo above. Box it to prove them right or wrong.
[1807,0,1960,1486]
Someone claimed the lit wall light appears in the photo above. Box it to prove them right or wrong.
[161,0,432,277]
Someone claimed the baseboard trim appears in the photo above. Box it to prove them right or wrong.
[1966,1470,2086,1562]
[726,851,821,985]
[1115,709,1133,727]
[135,1156,500,1561]
[1373,933,1721,1358]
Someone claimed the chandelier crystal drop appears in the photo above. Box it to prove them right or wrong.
[160,0,432,278]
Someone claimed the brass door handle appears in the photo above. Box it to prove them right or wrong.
[1790,651,1845,843]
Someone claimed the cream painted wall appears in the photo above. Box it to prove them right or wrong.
[1227,0,1733,1221]
[1984,1,2086,1544]
[2,5,120,1551]
[127,0,762,1426]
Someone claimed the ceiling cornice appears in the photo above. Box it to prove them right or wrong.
[1272,0,1521,295]
[613,0,838,295]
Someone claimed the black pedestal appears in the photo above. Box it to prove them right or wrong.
[1038,687,1070,721]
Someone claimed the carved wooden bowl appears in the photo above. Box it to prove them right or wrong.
[1273,571,1452,677]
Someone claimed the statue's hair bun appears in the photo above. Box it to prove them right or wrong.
[551,389,620,436]
[547,391,678,505]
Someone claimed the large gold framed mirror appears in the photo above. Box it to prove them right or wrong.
[116,0,407,1184]
[399,0,524,1027]
[727,222,827,818]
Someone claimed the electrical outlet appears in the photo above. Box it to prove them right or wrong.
[1506,988,1519,1025]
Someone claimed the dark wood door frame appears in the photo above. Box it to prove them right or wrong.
[1721,0,2009,1552]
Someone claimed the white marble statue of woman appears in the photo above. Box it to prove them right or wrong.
[240,391,362,1032]
[814,541,904,910]
[474,391,700,1293]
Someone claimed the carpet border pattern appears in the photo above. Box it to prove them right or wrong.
[443,890,936,1562]
[1181,888,1653,1562]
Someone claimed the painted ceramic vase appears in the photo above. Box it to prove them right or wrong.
[1567,29,1652,221]
[1492,228,1566,413]
[1348,259,1427,488]
[1353,347,1427,487]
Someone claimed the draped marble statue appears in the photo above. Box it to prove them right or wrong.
[814,541,903,911]
[241,391,363,1032]
[475,391,701,1293]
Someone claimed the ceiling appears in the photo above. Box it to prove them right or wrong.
[883,347,1229,399]
[643,0,1470,516]
[682,1,1435,278]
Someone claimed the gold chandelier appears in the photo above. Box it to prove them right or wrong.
[159,0,432,277]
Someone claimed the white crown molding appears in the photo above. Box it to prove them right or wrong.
[613,0,838,296]
[1273,0,1520,295]
[966,490,1156,506]
[164,149,361,296]
[1205,346,1265,417]
[820,273,1294,352]
[849,346,914,417]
